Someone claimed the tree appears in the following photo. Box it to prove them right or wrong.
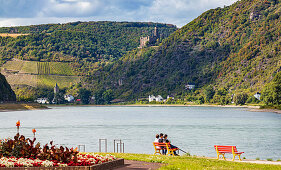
[233,93,248,105]
[262,72,281,105]
[78,88,92,104]
[52,92,66,104]
[204,85,215,103]
[102,89,113,104]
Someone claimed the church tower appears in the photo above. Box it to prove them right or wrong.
[54,83,59,94]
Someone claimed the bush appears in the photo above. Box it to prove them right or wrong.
[0,133,78,163]
[246,96,260,104]
[233,93,248,105]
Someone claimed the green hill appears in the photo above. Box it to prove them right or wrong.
[0,22,177,75]
[0,73,16,102]
[87,0,281,101]
[0,21,176,101]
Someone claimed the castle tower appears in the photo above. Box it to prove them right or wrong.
[154,27,159,38]
[54,83,59,94]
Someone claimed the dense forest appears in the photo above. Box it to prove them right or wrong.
[0,22,177,75]
[0,0,280,107]
[86,0,280,106]
[0,73,16,102]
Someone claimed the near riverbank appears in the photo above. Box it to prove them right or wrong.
[103,153,281,169]
[0,103,48,111]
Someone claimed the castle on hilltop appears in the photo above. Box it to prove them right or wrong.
[139,27,159,48]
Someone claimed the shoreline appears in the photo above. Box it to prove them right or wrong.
[49,104,281,114]
[0,103,48,112]
[1,103,280,114]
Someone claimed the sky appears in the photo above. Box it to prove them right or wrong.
[0,0,238,28]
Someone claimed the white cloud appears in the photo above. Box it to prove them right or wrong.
[0,0,238,28]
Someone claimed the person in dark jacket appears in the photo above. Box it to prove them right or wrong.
[158,133,165,154]
[163,134,179,155]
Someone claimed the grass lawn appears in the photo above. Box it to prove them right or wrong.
[103,153,281,170]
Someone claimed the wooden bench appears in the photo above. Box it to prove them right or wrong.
[214,145,244,161]
[153,142,179,156]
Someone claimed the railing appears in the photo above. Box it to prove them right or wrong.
[99,139,107,152]
[113,139,124,153]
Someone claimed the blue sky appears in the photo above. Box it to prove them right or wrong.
[0,0,237,28]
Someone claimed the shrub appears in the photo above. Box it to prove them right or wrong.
[233,93,248,105]
[0,133,79,163]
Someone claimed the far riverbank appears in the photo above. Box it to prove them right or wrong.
[0,103,48,112]
[49,103,281,114]
[1,102,280,114]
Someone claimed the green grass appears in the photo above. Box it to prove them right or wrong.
[37,75,80,88]
[100,153,281,170]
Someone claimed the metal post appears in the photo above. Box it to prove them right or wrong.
[78,145,85,152]
[119,140,122,153]
[114,139,122,153]
[99,140,101,152]
[99,139,107,153]
[114,140,116,153]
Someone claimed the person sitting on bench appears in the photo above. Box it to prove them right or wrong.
[158,133,165,154]
[154,134,159,143]
[163,134,179,155]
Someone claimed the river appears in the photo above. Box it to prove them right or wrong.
[0,106,280,160]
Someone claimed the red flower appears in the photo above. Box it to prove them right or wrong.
[16,120,20,127]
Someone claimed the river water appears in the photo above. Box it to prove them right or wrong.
[0,106,280,160]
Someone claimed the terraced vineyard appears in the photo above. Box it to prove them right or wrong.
[1,59,80,88]
[3,74,37,87]
[2,60,25,71]
[37,75,80,88]
[37,62,75,75]
[21,61,37,74]
[37,62,50,75]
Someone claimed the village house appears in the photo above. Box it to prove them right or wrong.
[185,84,195,90]
[149,95,156,102]
[254,92,261,101]
[64,95,74,102]
[155,95,163,102]
[149,95,163,102]
[36,98,49,104]
[167,95,175,100]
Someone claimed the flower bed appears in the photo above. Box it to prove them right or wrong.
[0,121,122,168]
[0,153,116,168]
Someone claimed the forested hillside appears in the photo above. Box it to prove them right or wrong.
[0,22,176,75]
[0,73,16,102]
[88,0,281,102]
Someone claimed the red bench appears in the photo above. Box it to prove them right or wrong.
[214,145,244,161]
[153,142,178,156]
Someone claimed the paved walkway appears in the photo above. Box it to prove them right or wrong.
[114,160,163,170]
